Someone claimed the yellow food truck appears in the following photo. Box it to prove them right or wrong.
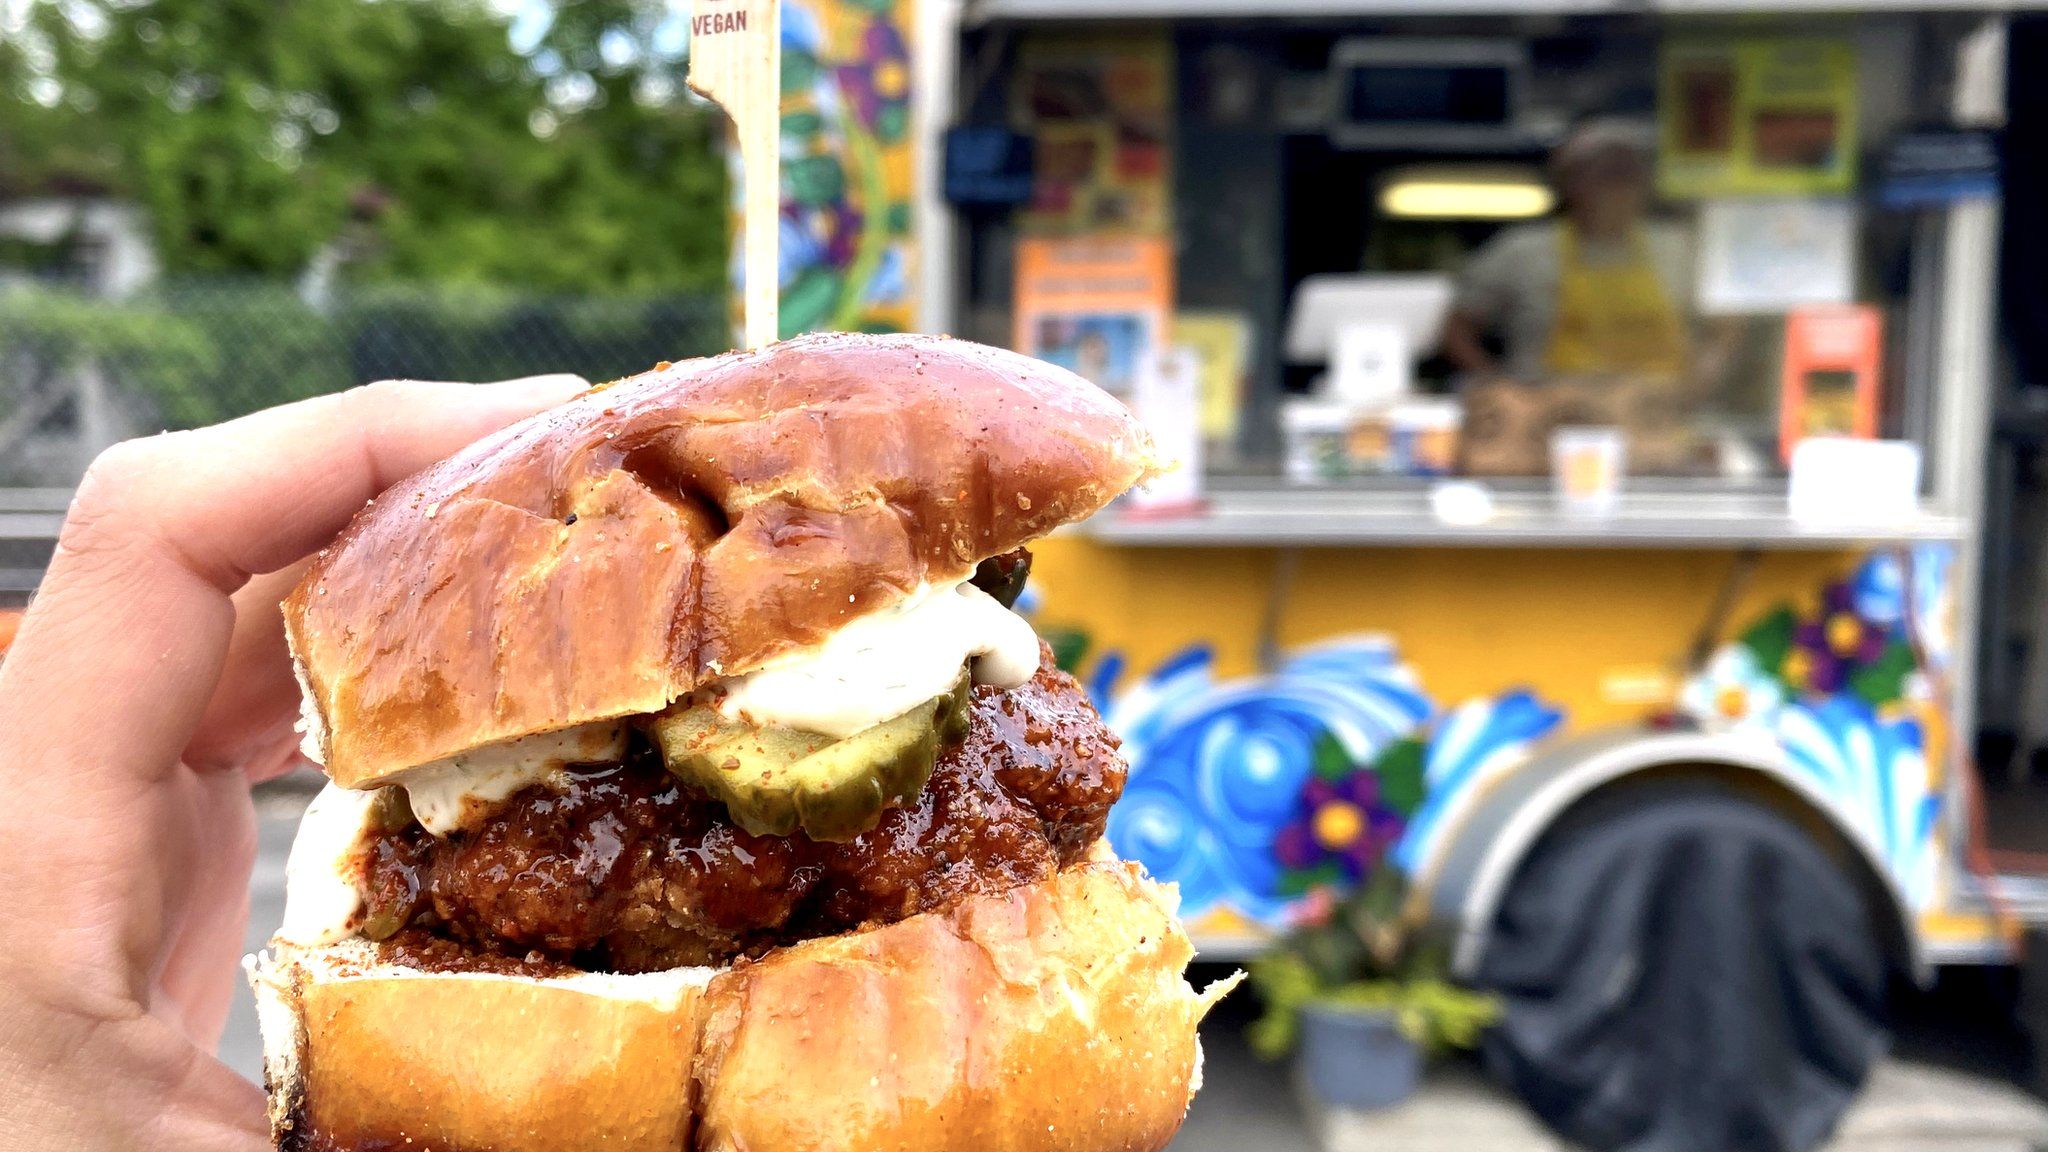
[766,0,2016,1144]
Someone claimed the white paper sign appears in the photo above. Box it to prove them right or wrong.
[1788,438,1922,526]
[1329,321,1411,407]
[1129,346,1204,511]
[1697,198,1857,316]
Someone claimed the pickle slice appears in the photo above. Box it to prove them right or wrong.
[648,673,972,842]
[649,707,831,779]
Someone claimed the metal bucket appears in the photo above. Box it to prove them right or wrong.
[1298,1004,1422,1111]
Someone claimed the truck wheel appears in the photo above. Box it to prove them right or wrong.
[1476,781,1891,1152]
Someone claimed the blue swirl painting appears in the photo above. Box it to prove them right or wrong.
[1778,696,1940,907]
[1099,637,1561,927]
[1389,692,1566,876]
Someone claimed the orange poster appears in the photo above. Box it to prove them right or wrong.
[1014,236,1175,405]
[1779,304,1881,461]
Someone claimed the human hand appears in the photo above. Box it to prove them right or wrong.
[0,376,585,1150]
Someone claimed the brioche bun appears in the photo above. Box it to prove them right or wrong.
[285,334,1156,790]
[252,861,1237,1152]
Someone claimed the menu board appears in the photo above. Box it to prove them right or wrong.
[1011,35,1175,236]
[1658,37,1859,199]
[1013,236,1175,406]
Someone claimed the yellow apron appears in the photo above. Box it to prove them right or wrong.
[1544,225,1687,379]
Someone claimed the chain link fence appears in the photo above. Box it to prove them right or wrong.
[0,277,731,486]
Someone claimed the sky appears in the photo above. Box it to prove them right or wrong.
[498,0,696,61]
[497,0,554,53]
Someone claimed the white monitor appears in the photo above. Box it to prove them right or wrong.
[1283,273,1454,366]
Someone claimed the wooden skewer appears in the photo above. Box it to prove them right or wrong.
[688,0,781,350]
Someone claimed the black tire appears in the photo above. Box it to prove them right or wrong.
[1476,781,1891,1152]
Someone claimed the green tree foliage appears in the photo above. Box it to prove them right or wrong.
[0,34,112,201]
[6,0,728,292]
[511,0,731,292]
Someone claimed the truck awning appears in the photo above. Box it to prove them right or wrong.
[965,0,2009,22]
[967,0,1617,18]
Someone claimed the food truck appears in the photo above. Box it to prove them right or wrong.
[764,0,2014,1143]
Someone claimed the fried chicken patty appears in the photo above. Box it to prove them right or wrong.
[356,652,1124,973]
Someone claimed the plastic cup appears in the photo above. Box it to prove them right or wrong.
[1551,426,1626,517]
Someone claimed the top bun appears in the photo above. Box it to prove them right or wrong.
[286,333,1154,790]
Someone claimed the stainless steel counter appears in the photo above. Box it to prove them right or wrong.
[1080,488,1968,550]
[0,488,68,595]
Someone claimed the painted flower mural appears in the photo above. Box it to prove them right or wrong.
[1786,581,1911,699]
[1098,637,1563,931]
[1676,546,1955,906]
[1090,547,1956,935]
[1680,549,1949,730]
[1854,544,1958,673]
[1270,740,1421,890]
[1676,645,1786,733]
[757,0,916,339]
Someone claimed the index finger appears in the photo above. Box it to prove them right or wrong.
[0,375,587,788]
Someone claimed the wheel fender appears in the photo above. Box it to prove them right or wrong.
[1406,726,1923,984]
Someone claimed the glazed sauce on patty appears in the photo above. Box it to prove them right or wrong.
[358,651,1124,973]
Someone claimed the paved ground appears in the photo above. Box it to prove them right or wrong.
[1306,1060,2048,1152]
[1167,970,1317,1152]
[223,787,2048,1152]
[1166,998,2048,1152]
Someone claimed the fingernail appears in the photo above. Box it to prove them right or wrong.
[488,373,590,409]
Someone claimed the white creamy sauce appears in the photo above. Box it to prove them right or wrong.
[400,721,628,836]
[291,645,328,767]
[277,783,381,946]
[715,579,1041,738]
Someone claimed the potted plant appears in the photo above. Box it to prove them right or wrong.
[1248,868,1500,1110]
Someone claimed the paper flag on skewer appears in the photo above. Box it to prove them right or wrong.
[688,0,781,350]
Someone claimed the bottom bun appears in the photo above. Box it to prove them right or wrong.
[249,859,1239,1152]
